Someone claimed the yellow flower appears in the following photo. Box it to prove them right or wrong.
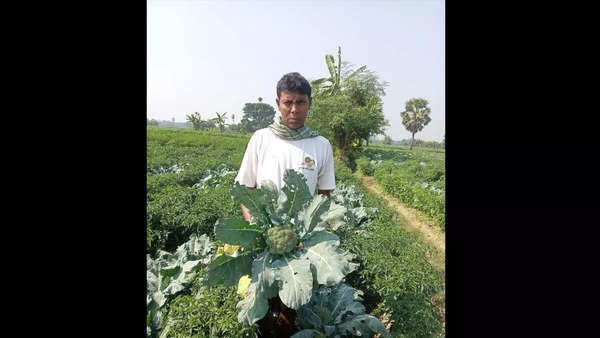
[223,244,241,255]
[217,244,241,255]
[237,275,251,298]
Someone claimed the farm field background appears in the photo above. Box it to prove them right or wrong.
[356,145,445,231]
[147,126,446,337]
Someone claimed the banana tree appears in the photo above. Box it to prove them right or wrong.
[215,112,228,132]
[311,47,367,98]
[186,112,204,130]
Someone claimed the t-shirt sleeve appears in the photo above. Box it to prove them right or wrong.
[235,134,259,188]
[317,140,336,191]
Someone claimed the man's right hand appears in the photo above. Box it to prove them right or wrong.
[240,186,255,222]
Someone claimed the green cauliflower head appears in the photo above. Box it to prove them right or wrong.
[265,226,299,255]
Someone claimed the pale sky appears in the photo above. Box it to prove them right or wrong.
[147,0,445,142]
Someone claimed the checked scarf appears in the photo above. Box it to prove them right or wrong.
[268,115,320,140]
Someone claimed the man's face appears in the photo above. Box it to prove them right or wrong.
[276,90,311,129]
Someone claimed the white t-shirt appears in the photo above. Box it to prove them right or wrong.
[235,128,336,195]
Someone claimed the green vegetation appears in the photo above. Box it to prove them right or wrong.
[306,46,389,168]
[400,98,432,150]
[147,126,444,337]
[240,98,276,132]
[333,160,444,336]
[357,145,446,231]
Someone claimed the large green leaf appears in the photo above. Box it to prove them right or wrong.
[231,182,270,226]
[325,54,336,80]
[302,231,358,286]
[272,253,314,309]
[259,180,281,225]
[296,305,323,331]
[252,251,278,297]
[276,169,312,219]
[318,202,347,232]
[259,180,279,206]
[206,251,253,287]
[294,283,390,338]
[235,251,280,324]
[214,218,263,247]
[146,234,213,337]
[290,329,323,338]
[296,194,331,238]
[336,314,390,337]
[237,281,273,325]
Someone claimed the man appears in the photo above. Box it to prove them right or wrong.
[235,72,336,222]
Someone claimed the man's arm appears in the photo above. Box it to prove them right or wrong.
[240,186,255,222]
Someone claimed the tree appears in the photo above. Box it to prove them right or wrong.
[306,94,387,162]
[400,98,432,150]
[240,99,276,132]
[383,135,393,145]
[215,112,227,132]
[306,46,389,166]
[186,112,204,130]
[310,47,367,98]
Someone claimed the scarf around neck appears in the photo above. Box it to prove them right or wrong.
[268,116,320,140]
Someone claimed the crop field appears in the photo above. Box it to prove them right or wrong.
[147,126,445,337]
[356,145,445,231]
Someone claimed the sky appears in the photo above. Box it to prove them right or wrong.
[147,0,445,142]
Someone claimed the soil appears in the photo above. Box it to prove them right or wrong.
[256,296,300,338]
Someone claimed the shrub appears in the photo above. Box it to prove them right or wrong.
[334,162,445,337]
[146,182,241,256]
[356,157,375,176]
[159,273,260,338]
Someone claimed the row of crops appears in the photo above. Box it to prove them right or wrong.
[355,145,446,231]
[147,126,445,337]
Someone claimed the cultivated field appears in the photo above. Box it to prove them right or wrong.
[147,126,445,337]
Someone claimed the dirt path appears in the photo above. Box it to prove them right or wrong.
[360,176,445,270]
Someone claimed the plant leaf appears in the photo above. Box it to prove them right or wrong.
[302,231,358,286]
[296,194,331,239]
[214,218,263,247]
[252,251,278,298]
[276,169,312,219]
[259,180,279,206]
[231,182,270,226]
[314,201,347,232]
[206,252,253,287]
[236,281,274,325]
[272,253,314,309]
[296,305,323,331]
[290,329,323,338]
[336,314,391,337]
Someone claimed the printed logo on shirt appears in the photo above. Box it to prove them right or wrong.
[300,154,315,171]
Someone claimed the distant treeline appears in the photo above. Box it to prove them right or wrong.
[147,118,192,129]
[372,137,444,149]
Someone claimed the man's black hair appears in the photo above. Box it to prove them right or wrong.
[276,72,312,99]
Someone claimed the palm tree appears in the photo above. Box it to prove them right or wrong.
[400,98,432,150]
